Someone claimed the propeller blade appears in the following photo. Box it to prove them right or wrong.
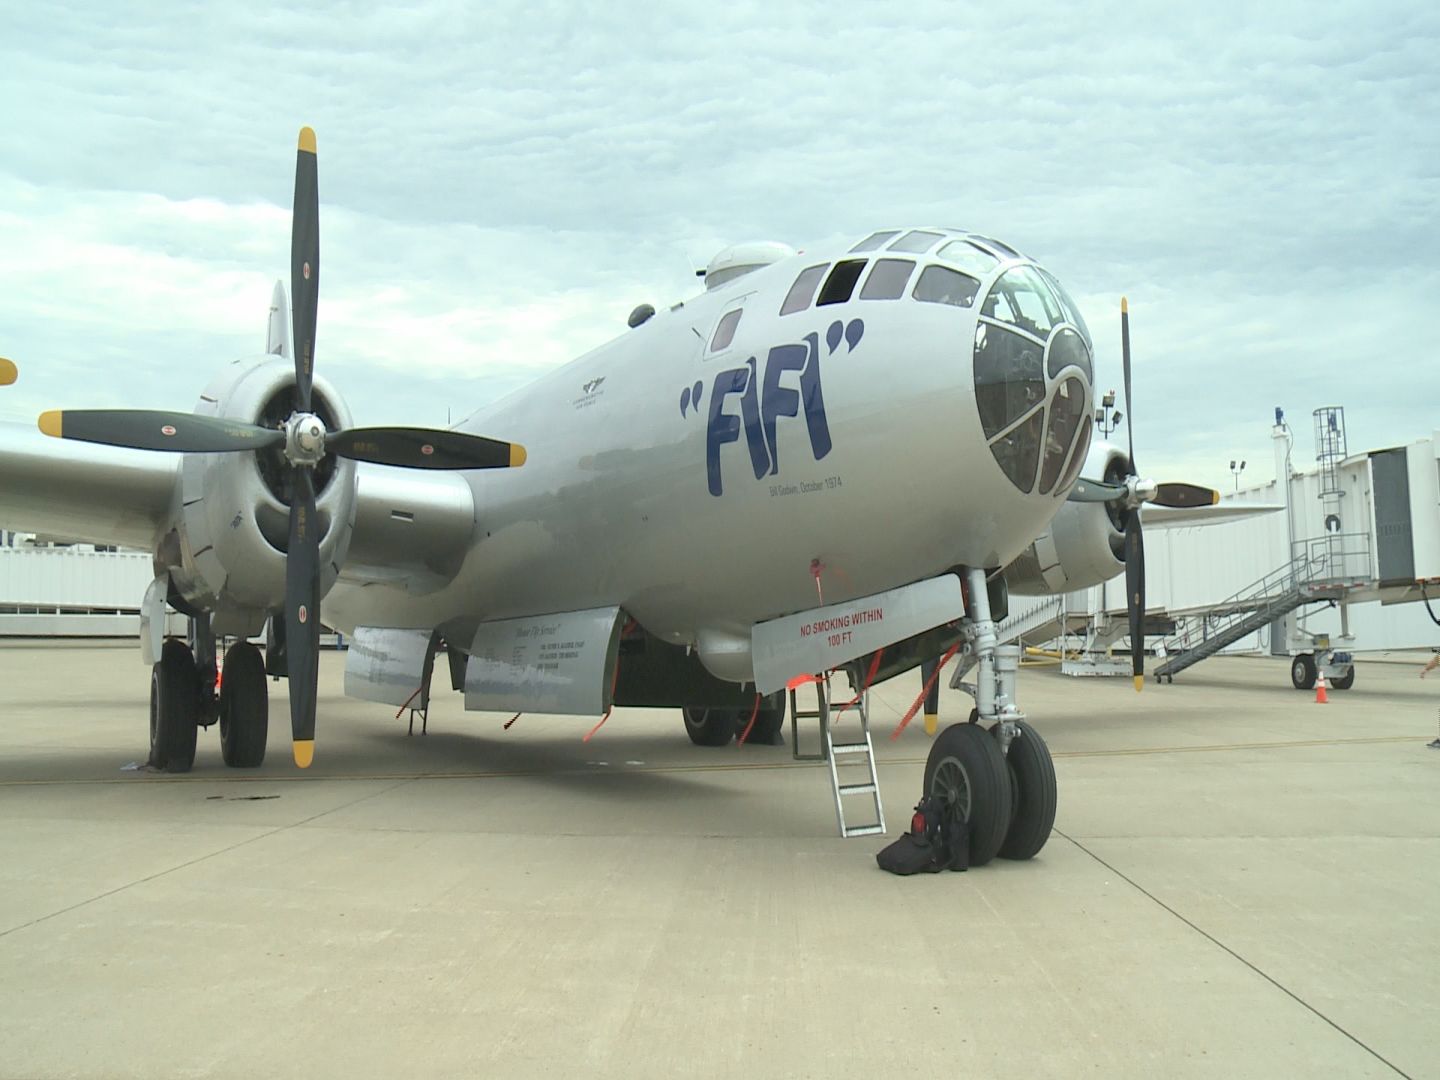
[329,427,527,470]
[1067,476,1128,503]
[1120,296,1136,475]
[291,127,319,413]
[0,358,16,386]
[37,409,285,453]
[285,468,321,768]
[1125,512,1145,692]
[1152,482,1219,509]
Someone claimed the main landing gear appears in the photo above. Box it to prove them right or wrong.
[925,568,1059,862]
[682,695,787,747]
[148,619,271,772]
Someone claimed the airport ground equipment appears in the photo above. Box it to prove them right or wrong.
[1153,532,1370,683]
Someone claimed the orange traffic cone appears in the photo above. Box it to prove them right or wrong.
[1315,671,1328,704]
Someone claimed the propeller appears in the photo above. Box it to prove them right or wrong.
[1068,297,1219,691]
[37,127,527,767]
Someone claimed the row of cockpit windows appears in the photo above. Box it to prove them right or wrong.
[776,251,990,320]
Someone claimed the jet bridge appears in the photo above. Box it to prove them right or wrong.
[1033,410,1440,684]
[1152,532,1371,682]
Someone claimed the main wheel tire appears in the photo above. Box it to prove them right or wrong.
[1331,667,1355,691]
[923,722,1013,867]
[992,720,1057,860]
[735,696,786,745]
[150,639,200,773]
[220,642,269,768]
[1290,653,1317,690]
[683,707,736,746]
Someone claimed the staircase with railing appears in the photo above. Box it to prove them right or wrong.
[1153,532,1371,681]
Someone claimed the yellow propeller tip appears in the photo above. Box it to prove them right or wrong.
[293,739,314,768]
[1210,489,1220,505]
[298,126,317,154]
[37,410,62,437]
[1120,296,1129,313]
[509,443,527,467]
[0,358,16,385]
[1133,675,1144,692]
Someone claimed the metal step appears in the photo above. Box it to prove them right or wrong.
[790,675,888,838]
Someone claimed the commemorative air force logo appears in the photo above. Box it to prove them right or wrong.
[680,317,864,496]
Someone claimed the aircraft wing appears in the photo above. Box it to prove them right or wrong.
[1143,501,1285,526]
[0,420,178,548]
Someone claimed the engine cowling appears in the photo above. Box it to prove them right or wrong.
[164,356,356,636]
[1003,441,1131,595]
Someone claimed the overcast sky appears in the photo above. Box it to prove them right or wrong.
[1,2,1436,494]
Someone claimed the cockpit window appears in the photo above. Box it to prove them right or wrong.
[710,309,742,352]
[974,265,1094,497]
[913,265,980,308]
[859,258,915,300]
[780,264,827,315]
[990,409,1044,495]
[973,321,1045,439]
[1046,326,1092,383]
[816,260,867,306]
[1038,377,1087,494]
[937,240,999,280]
[1057,408,1092,493]
[888,230,945,254]
[970,235,1022,259]
[982,265,1065,342]
[850,230,901,253]
[1037,267,1093,348]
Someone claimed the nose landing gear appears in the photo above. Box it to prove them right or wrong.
[925,567,1058,862]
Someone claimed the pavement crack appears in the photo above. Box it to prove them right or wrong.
[1056,827,1415,1080]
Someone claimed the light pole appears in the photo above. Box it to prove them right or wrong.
[1095,390,1123,438]
[1229,459,1246,492]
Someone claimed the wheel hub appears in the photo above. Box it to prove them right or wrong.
[931,756,972,819]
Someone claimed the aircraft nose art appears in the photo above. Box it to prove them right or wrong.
[972,264,1094,498]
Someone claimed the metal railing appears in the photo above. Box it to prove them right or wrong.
[1157,533,1370,663]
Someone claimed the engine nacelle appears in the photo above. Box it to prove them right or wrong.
[164,357,356,636]
[1003,441,1130,595]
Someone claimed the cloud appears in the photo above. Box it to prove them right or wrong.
[0,0,1436,492]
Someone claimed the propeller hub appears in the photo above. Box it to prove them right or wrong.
[1131,477,1158,505]
[284,412,328,467]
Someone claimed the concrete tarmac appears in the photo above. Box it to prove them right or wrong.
[0,641,1437,1079]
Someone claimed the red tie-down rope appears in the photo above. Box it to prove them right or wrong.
[890,643,960,740]
[735,694,763,747]
[583,651,625,742]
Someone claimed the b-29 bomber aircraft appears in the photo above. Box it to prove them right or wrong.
[0,129,1215,864]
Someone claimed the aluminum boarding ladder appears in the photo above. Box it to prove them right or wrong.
[788,676,886,838]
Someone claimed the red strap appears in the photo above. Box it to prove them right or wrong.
[393,685,423,719]
[582,707,612,742]
[735,694,763,747]
[890,644,959,741]
[583,652,623,743]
